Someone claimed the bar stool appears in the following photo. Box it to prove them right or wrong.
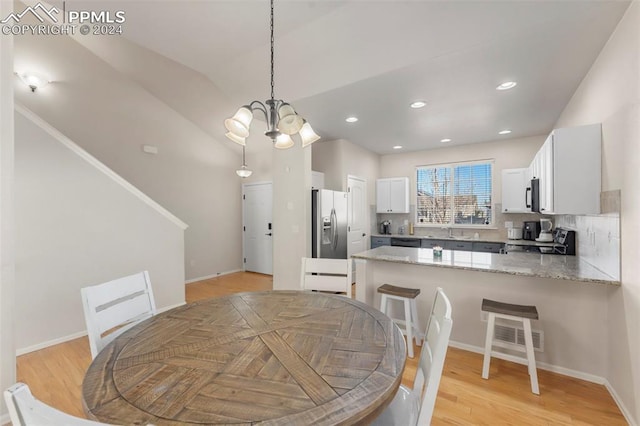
[481,298,540,394]
[377,284,422,358]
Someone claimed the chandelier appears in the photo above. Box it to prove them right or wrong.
[224,0,320,149]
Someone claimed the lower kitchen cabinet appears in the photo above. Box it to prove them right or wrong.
[371,236,391,249]
[472,242,505,253]
[444,241,473,251]
[421,239,448,249]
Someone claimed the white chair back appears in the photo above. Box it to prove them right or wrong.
[412,287,453,425]
[4,382,112,425]
[81,270,156,359]
[300,257,353,298]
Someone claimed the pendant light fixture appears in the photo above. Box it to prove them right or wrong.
[236,146,253,178]
[224,0,320,149]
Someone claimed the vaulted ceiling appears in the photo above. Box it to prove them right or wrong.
[16,0,630,154]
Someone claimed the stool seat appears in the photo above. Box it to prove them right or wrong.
[378,284,420,299]
[482,299,538,320]
[482,298,540,395]
[377,284,422,358]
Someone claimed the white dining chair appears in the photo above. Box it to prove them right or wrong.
[300,257,353,298]
[81,270,157,359]
[4,382,112,425]
[371,287,453,426]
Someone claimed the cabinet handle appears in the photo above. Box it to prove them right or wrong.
[525,187,531,208]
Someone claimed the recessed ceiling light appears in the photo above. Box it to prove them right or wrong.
[440,138,452,143]
[410,101,426,109]
[393,145,403,150]
[499,129,512,135]
[496,81,517,90]
[345,116,358,123]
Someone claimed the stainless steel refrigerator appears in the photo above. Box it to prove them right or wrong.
[312,189,348,259]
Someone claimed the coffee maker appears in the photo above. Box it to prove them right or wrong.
[523,221,540,241]
[379,220,391,235]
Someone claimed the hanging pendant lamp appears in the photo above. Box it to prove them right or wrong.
[236,146,253,178]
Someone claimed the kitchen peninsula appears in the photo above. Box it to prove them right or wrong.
[353,246,620,381]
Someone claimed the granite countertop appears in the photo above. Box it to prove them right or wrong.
[352,246,620,286]
[371,234,504,244]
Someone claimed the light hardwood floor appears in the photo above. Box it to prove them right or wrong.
[16,272,626,425]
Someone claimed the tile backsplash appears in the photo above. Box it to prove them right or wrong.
[555,214,620,280]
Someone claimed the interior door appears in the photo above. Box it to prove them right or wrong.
[243,182,273,275]
[347,176,367,280]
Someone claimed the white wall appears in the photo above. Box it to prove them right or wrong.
[14,24,243,282]
[272,144,312,290]
[14,110,186,352]
[554,2,639,423]
[0,0,15,418]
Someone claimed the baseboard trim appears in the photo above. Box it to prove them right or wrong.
[604,379,638,426]
[16,331,88,356]
[16,301,187,356]
[185,269,243,284]
[448,340,606,384]
[448,340,637,424]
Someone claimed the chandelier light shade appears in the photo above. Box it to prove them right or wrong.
[224,0,319,150]
[236,146,253,178]
[274,134,294,149]
[300,121,321,147]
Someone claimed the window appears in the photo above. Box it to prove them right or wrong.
[416,160,493,226]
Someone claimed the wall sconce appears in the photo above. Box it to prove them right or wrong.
[16,72,50,92]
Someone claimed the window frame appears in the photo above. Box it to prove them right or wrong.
[415,159,495,228]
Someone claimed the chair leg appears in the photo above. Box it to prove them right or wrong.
[482,313,495,379]
[403,298,414,358]
[523,318,540,395]
[380,294,388,314]
[410,298,422,346]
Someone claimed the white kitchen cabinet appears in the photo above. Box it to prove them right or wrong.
[501,168,530,213]
[311,171,325,189]
[376,177,410,213]
[529,123,601,215]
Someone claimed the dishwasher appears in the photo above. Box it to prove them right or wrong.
[390,237,421,248]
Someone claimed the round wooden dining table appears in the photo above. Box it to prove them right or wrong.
[82,291,406,425]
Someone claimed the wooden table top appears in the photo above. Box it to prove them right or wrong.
[82,291,406,425]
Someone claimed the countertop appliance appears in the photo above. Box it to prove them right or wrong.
[529,178,540,212]
[523,221,541,240]
[537,218,553,242]
[553,228,576,255]
[390,237,421,248]
[379,220,391,235]
[312,189,348,259]
[507,228,523,240]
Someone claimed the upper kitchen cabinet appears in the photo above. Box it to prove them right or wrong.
[501,168,531,213]
[376,177,410,213]
[530,123,601,215]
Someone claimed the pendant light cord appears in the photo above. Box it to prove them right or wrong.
[270,0,275,102]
